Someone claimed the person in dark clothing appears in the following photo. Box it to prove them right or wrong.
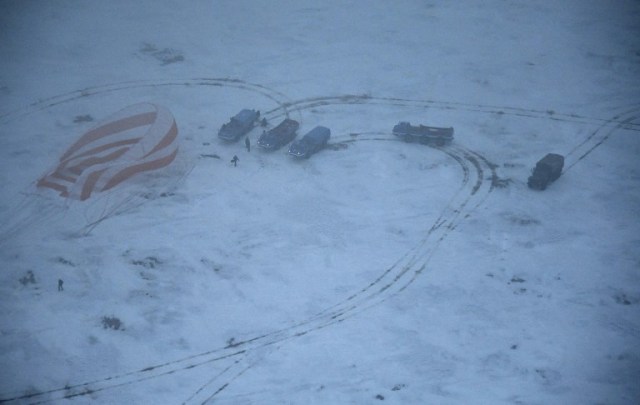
[245,137,251,152]
[231,155,239,167]
[58,279,64,291]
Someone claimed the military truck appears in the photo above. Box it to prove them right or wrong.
[527,153,564,190]
[392,122,454,146]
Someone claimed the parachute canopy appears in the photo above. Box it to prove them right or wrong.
[37,103,179,201]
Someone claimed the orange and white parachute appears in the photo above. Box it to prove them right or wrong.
[37,103,179,201]
[0,103,183,244]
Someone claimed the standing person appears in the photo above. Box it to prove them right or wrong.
[231,155,239,167]
[58,279,64,291]
[245,137,251,152]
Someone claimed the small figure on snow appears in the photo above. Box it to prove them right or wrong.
[260,118,268,127]
[58,279,64,291]
[245,137,251,152]
[231,155,239,167]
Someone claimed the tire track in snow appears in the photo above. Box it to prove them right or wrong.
[0,78,292,125]
[184,136,497,404]
[269,94,640,129]
[188,100,632,403]
[0,81,630,404]
[2,134,491,405]
[0,78,292,405]
[564,105,640,172]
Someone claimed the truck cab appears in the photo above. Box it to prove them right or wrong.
[527,153,564,190]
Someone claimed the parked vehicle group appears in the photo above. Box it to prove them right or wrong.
[216,108,565,191]
[217,109,334,159]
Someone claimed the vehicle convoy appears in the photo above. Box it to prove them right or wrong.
[258,118,300,150]
[218,109,260,142]
[392,122,454,146]
[288,126,331,158]
[527,153,564,190]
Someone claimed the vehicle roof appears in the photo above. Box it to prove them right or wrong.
[277,118,298,126]
[234,109,258,122]
[539,153,564,164]
[269,118,299,132]
[302,126,330,140]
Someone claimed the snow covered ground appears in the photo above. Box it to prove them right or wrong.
[1,1,639,404]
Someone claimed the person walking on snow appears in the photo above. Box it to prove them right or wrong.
[58,279,64,291]
[245,137,251,152]
[231,155,239,167]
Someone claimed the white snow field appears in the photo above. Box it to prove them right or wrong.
[1,1,639,404]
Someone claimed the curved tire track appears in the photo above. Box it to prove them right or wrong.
[0,82,631,404]
[0,134,494,405]
[184,136,497,404]
[271,94,640,129]
[0,78,292,125]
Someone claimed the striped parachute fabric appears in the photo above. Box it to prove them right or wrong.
[37,103,179,201]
